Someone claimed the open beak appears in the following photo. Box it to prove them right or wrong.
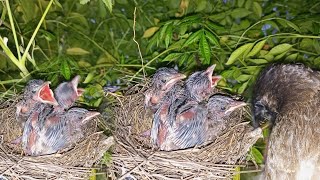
[71,75,84,96]
[203,64,222,87]
[37,81,59,106]
[225,101,247,115]
[211,75,222,87]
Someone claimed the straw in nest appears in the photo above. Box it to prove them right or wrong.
[108,84,262,179]
[0,95,114,179]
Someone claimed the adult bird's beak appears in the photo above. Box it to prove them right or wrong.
[36,81,59,106]
[225,101,247,115]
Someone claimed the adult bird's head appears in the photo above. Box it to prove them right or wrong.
[145,68,186,109]
[207,94,247,119]
[54,75,85,110]
[186,65,221,102]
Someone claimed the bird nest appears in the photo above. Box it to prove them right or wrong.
[108,83,263,179]
[0,95,114,179]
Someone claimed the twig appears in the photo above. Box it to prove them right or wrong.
[132,7,146,79]
[118,153,155,180]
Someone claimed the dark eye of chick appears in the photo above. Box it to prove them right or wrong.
[161,79,167,83]
[221,106,226,111]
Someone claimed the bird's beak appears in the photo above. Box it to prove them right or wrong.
[37,81,59,106]
[71,75,83,96]
[211,75,222,87]
[225,101,247,115]
[77,88,85,96]
[82,111,100,123]
[203,64,222,87]
[164,73,186,90]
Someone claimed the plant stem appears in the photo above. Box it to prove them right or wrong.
[20,0,55,65]
[5,0,21,61]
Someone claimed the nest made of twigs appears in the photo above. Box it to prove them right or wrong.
[108,83,262,179]
[0,95,114,180]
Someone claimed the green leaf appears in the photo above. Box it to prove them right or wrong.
[230,8,252,18]
[199,31,211,64]
[264,54,274,61]
[238,80,249,94]
[195,0,207,12]
[160,22,170,41]
[251,147,264,164]
[237,0,245,7]
[66,47,90,55]
[253,2,262,18]
[181,15,201,23]
[60,60,71,80]
[182,30,202,48]
[83,72,95,83]
[313,39,320,54]
[79,0,90,4]
[162,53,183,62]
[205,20,226,31]
[277,19,301,33]
[268,43,292,56]
[236,74,251,82]
[101,0,113,13]
[165,24,173,48]
[248,59,268,64]
[285,53,298,62]
[143,27,159,38]
[178,53,189,66]
[247,40,267,57]
[245,0,253,9]
[205,30,220,47]
[274,51,288,61]
[226,43,254,65]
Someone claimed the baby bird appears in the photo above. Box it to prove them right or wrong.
[156,65,222,150]
[144,67,186,112]
[205,94,247,143]
[16,80,58,127]
[22,106,100,156]
[146,68,186,146]
[54,75,84,111]
[185,64,222,102]
[253,64,320,179]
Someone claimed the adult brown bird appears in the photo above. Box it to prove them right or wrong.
[253,63,320,179]
[16,80,58,128]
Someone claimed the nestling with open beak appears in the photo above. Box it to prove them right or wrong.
[54,75,85,111]
[158,65,221,150]
[16,80,58,128]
